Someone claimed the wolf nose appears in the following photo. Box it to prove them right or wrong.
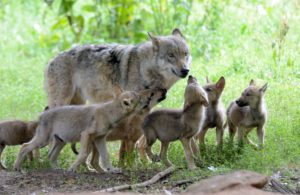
[181,68,189,77]
[235,100,241,105]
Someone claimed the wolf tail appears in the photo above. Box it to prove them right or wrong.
[71,143,79,155]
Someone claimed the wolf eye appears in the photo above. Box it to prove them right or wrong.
[184,51,188,56]
[205,88,212,92]
[246,93,252,96]
[168,53,175,58]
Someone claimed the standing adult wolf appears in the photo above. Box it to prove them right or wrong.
[44,28,192,165]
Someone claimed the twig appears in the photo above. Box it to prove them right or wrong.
[270,179,295,194]
[96,166,176,193]
[172,179,195,186]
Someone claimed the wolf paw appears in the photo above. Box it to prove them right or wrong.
[104,167,122,174]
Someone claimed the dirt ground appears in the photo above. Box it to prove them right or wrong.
[0,169,160,194]
[0,167,299,194]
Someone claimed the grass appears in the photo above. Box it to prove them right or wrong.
[0,0,299,188]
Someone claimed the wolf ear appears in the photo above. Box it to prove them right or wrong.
[260,83,268,93]
[148,32,159,51]
[113,85,123,97]
[249,79,255,86]
[216,76,225,90]
[172,28,185,39]
[206,76,211,83]
[188,75,196,84]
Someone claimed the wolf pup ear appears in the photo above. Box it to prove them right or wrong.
[113,85,123,98]
[216,76,225,90]
[260,83,268,93]
[249,79,255,86]
[188,75,197,84]
[172,28,184,39]
[206,76,211,84]
[148,32,159,51]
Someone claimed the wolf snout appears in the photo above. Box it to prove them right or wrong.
[180,68,189,78]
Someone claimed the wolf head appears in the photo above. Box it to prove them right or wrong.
[203,76,225,104]
[113,85,166,113]
[148,29,192,80]
[235,79,268,108]
[184,75,209,111]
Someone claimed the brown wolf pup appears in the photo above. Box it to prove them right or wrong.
[142,75,208,170]
[195,76,226,150]
[0,120,38,169]
[14,87,162,172]
[227,79,268,148]
[44,29,191,164]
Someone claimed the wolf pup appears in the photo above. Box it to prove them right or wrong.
[0,120,38,169]
[44,29,191,163]
[195,76,226,150]
[142,75,208,170]
[88,89,166,170]
[227,79,268,148]
[13,87,162,172]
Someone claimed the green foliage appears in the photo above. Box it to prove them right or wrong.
[0,0,299,182]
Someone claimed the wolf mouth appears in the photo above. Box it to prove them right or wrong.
[172,69,181,78]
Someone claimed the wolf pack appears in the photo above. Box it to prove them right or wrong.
[0,28,268,172]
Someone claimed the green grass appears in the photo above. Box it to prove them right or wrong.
[0,0,299,184]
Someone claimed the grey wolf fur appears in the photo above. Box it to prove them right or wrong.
[0,120,38,169]
[227,79,268,148]
[44,28,191,163]
[195,76,226,149]
[13,87,162,172]
[88,89,166,170]
[142,75,208,170]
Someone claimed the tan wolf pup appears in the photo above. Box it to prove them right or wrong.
[194,76,226,150]
[87,89,167,170]
[44,28,192,164]
[0,120,38,169]
[227,79,268,148]
[142,75,208,170]
[14,87,161,172]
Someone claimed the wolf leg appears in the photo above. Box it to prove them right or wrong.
[181,137,196,170]
[0,144,6,169]
[136,135,148,163]
[68,131,92,172]
[94,136,121,173]
[216,125,224,149]
[159,142,172,167]
[48,136,66,169]
[257,126,265,149]
[90,143,104,172]
[14,136,48,171]
[197,127,209,152]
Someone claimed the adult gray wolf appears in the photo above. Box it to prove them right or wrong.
[195,76,226,150]
[227,79,268,149]
[0,120,38,169]
[13,87,163,172]
[142,75,208,170]
[44,28,192,164]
